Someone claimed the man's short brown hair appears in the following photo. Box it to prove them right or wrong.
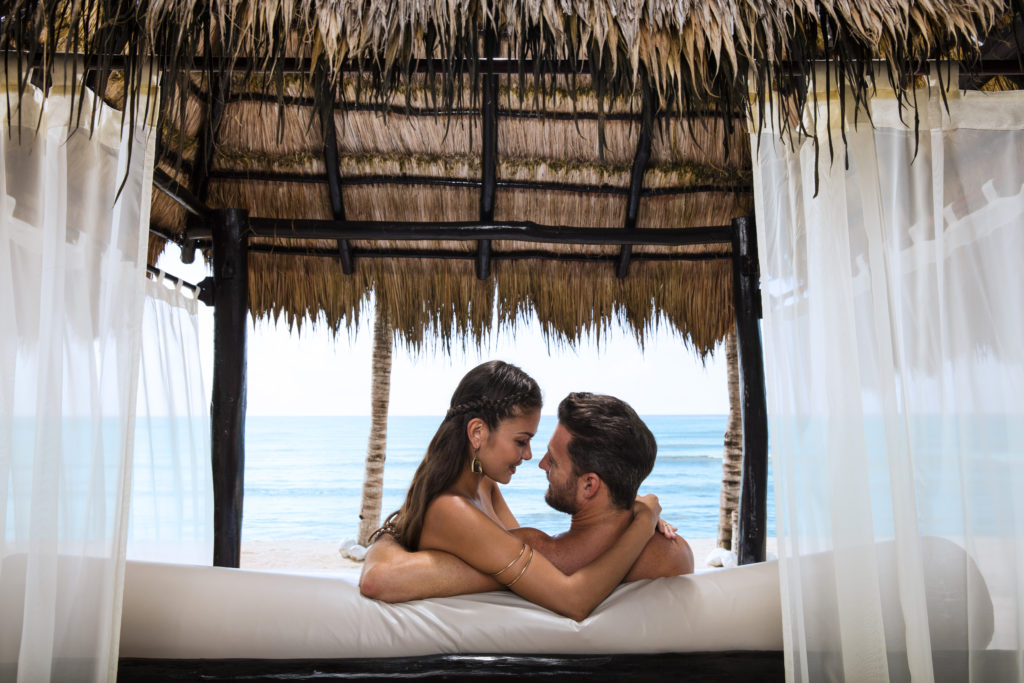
[556,392,657,509]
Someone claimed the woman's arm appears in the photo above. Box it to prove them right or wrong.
[359,535,501,601]
[420,494,659,621]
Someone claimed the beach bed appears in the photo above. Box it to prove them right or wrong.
[117,560,783,681]
[115,537,992,681]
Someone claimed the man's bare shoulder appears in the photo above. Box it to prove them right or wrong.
[625,534,694,581]
[510,526,555,550]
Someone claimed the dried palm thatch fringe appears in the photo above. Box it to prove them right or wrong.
[249,252,372,336]
[247,252,732,358]
[494,258,733,357]
[3,1,1016,152]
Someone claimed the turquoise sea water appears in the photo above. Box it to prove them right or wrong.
[242,415,776,541]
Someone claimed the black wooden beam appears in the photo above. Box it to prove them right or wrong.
[147,222,185,246]
[211,209,249,568]
[315,64,354,274]
[191,71,229,206]
[178,62,230,262]
[731,215,769,566]
[245,244,731,263]
[180,56,598,76]
[616,94,653,279]
[188,220,734,246]
[152,168,211,261]
[204,168,752,198]
[476,28,499,280]
[153,168,212,219]
[220,93,745,121]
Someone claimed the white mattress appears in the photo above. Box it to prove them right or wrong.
[118,561,784,659]
[116,536,993,660]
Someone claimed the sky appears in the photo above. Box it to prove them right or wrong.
[157,246,729,417]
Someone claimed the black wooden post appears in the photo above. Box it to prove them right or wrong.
[211,208,249,568]
[732,215,769,565]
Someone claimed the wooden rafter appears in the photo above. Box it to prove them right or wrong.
[616,90,653,279]
[476,29,499,280]
[315,63,354,274]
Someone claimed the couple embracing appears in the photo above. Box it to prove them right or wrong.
[359,360,694,621]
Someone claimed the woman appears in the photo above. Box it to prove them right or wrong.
[372,360,661,621]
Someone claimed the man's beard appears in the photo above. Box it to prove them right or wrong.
[544,476,579,514]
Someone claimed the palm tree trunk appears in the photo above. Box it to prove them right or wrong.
[357,307,393,546]
[717,328,743,550]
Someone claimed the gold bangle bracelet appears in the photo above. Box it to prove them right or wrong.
[489,543,527,577]
[504,547,534,588]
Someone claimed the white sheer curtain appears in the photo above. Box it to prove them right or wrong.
[128,275,212,565]
[0,64,156,682]
[753,70,1024,682]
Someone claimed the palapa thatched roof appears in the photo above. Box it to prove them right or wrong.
[3,1,1022,356]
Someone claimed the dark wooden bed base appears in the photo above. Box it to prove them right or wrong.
[118,651,786,681]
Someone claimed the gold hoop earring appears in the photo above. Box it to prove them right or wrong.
[471,456,483,473]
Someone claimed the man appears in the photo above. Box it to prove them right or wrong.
[359,392,693,602]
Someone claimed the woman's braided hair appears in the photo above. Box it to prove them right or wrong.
[444,391,536,422]
[372,361,542,549]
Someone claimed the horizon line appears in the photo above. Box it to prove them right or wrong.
[243,412,730,418]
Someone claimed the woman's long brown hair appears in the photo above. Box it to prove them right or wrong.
[372,360,542,550]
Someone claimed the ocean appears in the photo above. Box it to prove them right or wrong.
[243,415,775,542]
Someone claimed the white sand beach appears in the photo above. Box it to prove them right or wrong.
[240,537,779,575]
[241,540,363,573]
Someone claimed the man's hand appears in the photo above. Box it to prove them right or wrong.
[656,518,678,539]
[632,494,662,530]
[359,535,502,602]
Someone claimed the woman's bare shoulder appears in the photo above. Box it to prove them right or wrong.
[422,493,489,533]
[420,492,513,559]
[425,492,478,518]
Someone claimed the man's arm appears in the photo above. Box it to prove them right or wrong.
[624,535,694,581]
[512,527,692,581]
[358,535,501,602]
